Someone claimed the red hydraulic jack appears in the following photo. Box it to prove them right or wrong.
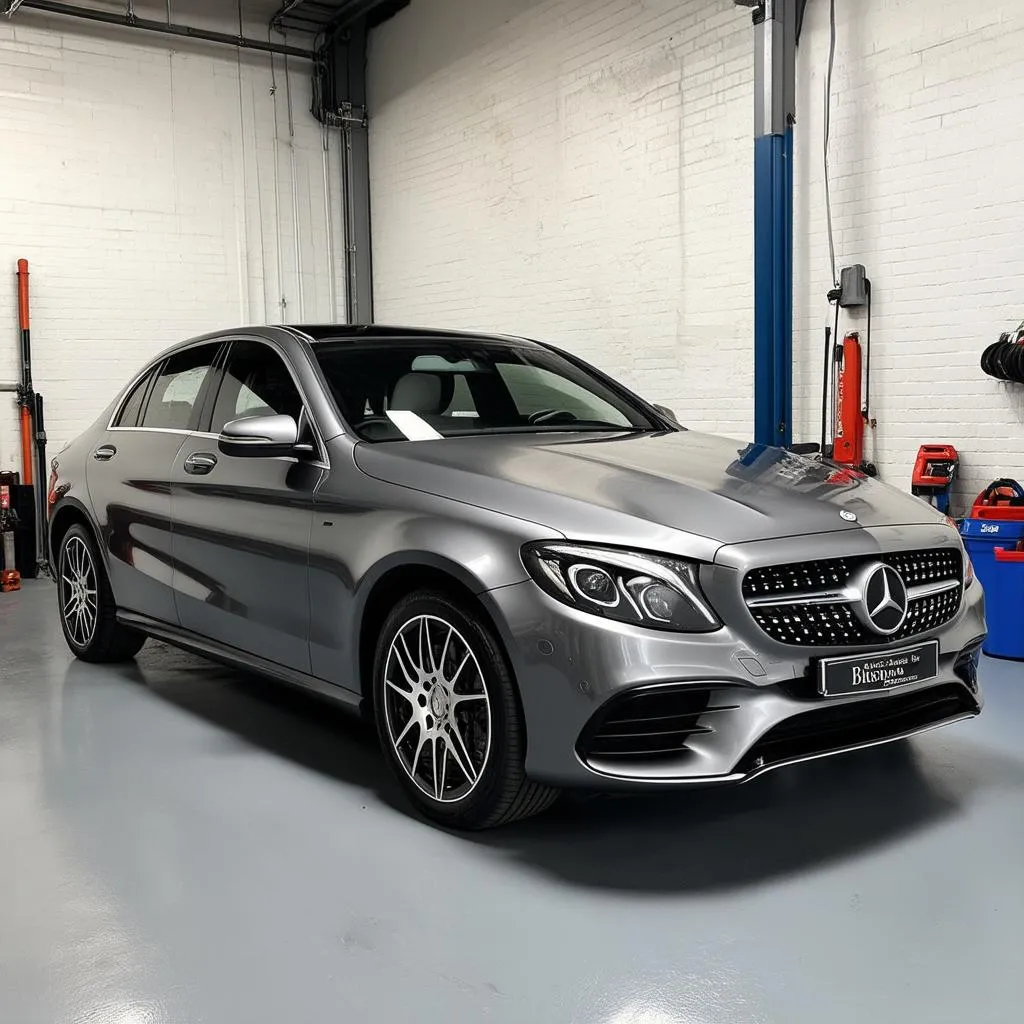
[824,329,876,477]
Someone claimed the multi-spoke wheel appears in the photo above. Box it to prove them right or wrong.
[373,591,558,829]
[383,615,491,803]
[56,524,146,663]
[60,534,99,648]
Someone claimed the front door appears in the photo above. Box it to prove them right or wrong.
[87,343,222,624]
[170,339,320,672]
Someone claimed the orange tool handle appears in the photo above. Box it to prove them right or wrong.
[17,259,29,331]
[20,406,34,486]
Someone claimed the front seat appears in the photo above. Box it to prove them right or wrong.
[390,372,452,416]
[358,372,456,440]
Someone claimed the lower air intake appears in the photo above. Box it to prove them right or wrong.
[577,687,717,765]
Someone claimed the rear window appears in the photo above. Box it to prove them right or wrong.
[114,371,153,427]
[313,339,657,442]
[140,344,218,431]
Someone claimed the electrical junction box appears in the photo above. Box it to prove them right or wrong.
[838,264,868,308]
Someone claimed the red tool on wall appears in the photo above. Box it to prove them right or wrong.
[12,259,46,574]
[815,266,876,475]
[911,444,959,515]
[820,328,876,475]
[831,331,865,468]
[17,260,33,488]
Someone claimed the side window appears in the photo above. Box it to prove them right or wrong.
[210,341,303,435]
[113,370,154,427]
[496,363,631,426]
[140,345,219,430]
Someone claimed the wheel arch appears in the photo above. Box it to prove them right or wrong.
[355,554,521,717]
[49,499,102,567]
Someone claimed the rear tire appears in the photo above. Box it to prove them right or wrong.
[373,590,558,829]
[57,523,146,663]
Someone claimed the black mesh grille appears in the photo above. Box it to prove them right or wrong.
[744,548,963,648]
[884,548,962,587]
[578,687,720,764]
[751,603,863,646]
[901,586,961,637]
[743,558,853,599]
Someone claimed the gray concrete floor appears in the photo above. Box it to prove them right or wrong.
[1,580,1023,1024]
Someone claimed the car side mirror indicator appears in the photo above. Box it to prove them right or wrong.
[218,414,300,458]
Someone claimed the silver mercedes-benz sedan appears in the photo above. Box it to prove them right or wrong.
[47,324,986,828]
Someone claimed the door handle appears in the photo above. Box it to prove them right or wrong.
[92,444,116,461]
[183,451,218,475]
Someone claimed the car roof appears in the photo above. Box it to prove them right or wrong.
[285,324,543,348]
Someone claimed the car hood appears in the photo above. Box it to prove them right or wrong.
[353,430,945,546]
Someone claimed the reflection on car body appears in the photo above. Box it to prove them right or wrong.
[48,324,986,828]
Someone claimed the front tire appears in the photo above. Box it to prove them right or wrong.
[57,523,146,663]
[373,590,557,829]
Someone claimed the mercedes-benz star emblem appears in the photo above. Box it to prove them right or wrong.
[851,562,909,635]
[840,509,858,522]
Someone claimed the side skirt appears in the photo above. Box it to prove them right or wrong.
[117,611,365,715]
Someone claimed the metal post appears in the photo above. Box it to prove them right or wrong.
[744,0,795,448]
[341,109,373,324]
[331,20,373,324]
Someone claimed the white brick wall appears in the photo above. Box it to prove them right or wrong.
[0,5,345,468]
[370,0,754,440]
[369,0,1024,512]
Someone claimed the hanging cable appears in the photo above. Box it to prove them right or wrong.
[284,41,305,321]
[863,279,872,423]
[823,0,838,288]
[821,301,840,457]
[269,44,286,321]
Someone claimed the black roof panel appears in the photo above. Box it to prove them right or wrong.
[284,324,542,347]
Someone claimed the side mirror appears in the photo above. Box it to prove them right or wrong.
[218,414,299,458]
[653,403,680,425]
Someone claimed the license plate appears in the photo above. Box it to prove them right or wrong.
[818,640,939,697]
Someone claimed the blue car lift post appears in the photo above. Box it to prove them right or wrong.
[738,0,797,450]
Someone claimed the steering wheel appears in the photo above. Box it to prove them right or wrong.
[354,416,401,438]
[527,409,578,426]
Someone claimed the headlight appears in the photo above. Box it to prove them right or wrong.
[523,543,721,632]
[945,516,975,588]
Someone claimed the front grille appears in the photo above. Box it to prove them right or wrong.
[883,548,962,587]
[743,547,963,647]
[578,687,723,764]
[735,682,978,774]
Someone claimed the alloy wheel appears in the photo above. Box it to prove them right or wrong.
[382,614,492,803]
[60,535,99,649]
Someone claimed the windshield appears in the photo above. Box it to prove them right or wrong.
[313,338,663,442]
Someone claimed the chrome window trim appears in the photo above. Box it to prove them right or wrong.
[106,337,224,431]
[104,334,330,469]
[108,426,193,436]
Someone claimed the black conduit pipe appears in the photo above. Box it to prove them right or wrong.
[16,1,314,59]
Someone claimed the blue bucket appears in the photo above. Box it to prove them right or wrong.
[961,517,1024,659]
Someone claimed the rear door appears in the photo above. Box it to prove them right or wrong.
[86,342,222,624]
[170,338,322,672]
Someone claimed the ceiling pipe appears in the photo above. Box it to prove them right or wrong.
[12,0,313,59]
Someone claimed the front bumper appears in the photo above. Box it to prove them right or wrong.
[484,562,985,789]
